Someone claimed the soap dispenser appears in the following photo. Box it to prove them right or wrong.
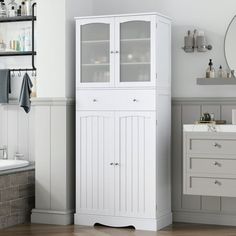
[218,65,224,78]
[206,59,215,78]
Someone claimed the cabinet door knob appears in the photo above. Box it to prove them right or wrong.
[93,99,97,102]
[115,51,119,54]
[214,180,221,185]
[133,99,138,102]
[110,163,114,166]
[110,51,114,54]
[114,163,119,166]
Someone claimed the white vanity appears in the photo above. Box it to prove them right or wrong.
[183,125,236,197]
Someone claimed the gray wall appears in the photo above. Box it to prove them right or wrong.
[172,97,236,225]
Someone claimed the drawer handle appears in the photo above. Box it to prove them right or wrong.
[213,161,220,166]
[214,180,221,185]
[93,99,97,102]
[213,142,221,148]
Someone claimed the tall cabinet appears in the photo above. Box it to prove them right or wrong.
[75,13,172,231]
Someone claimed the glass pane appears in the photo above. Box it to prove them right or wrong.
[81,23,110,83]
[120,21,151,82]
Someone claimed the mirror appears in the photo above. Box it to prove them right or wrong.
[225,15,236,74]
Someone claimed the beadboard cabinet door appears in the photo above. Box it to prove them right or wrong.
[114,112,156,218]
[76,111,115,215]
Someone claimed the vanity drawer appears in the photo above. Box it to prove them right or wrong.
[76,90,156,110]
[188,139,236,155]
[187,176,236,197]
[189,157,236,174]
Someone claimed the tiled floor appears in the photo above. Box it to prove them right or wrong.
[1,223,236,236]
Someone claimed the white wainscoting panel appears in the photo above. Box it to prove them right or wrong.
[0,103,35,162]
[31,98,75,225]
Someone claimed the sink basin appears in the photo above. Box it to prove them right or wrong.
[183,124,236,133]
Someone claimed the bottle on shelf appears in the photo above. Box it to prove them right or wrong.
[21,1,27,16]
[8,0,17,16]
[8,6,16,17]
[17,5,21,16]
[206,59,215,78]
[218,65,224,78]
[0,0,7,18]
[25,0,32,16]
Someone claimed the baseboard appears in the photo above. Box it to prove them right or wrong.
[173,210,236,226]
[31,209,74,225]
[74,213,172,231]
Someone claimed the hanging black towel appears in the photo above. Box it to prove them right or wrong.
[0,69,11,104]
[19,72,33,113]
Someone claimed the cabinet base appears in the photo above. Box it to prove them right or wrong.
[74,213,172,231]
[31,209,74,225]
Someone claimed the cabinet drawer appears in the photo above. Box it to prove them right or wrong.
[76,90,156,110]
[188,139,236,155]
[188,176,236,197]
[189,157,236,174]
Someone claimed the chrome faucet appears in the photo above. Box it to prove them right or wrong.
[0,146,8,160]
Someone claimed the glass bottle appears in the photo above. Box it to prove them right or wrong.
[21,1,27,16]
[0,0,7,18]
[25,0,32,16]
[206,59,215,78]
[8,0,17,14]
[8,6,16,17]
[218,65,224,78]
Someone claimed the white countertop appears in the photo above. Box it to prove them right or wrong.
[183,124,236,133]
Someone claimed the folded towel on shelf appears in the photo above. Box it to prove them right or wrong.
[0,69,11,104]
[19,72,33,113]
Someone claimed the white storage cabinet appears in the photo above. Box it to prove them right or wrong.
[75,12,172,231]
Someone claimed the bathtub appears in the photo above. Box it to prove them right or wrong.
[0,159,30,171]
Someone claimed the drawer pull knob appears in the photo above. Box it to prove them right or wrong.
[93,99,97,102]
[214,180,221,185]
[213,142,221,148]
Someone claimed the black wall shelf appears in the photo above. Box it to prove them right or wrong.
[0,3,37,72]
[0,16,36,23]
[0,51,36,57]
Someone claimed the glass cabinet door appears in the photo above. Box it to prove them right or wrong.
[115,16,156,87]
[76,19,114,87]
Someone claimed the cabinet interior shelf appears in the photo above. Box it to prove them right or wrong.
[82,62,150,66]
[0,15,36,23]
[0,51,36,57]
[81,38,150,44]
[197,78,236,85]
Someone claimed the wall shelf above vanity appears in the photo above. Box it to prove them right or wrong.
[0,16,36,23]
[197,78,236,85]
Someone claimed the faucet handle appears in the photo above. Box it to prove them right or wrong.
[14,153,24,160]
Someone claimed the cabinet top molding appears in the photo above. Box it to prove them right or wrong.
[75,12,171,21]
